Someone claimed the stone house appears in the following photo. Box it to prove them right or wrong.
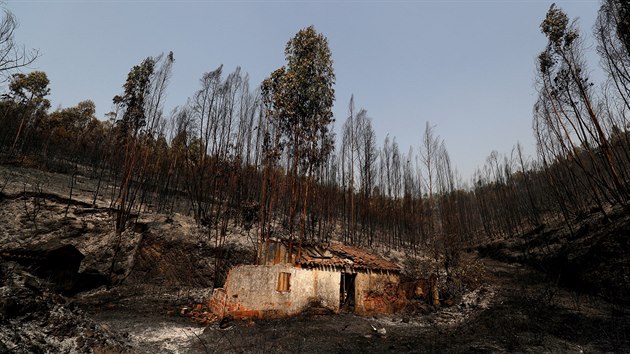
[208,240,403,319]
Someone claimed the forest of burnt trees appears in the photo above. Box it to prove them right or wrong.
[1,1,629,269]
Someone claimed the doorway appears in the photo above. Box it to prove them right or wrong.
[340,272,356,312]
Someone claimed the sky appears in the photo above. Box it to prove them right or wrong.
[8,0,602,181]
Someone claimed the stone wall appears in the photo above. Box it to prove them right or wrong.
[210,264,341,319]
[208,288,227,318]
[355,272,403,315]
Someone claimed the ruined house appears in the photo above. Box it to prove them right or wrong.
[208,240,403,319]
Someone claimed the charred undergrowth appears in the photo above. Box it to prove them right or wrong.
[478,205,630,305]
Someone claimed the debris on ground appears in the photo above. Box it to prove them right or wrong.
[0,260,132,353]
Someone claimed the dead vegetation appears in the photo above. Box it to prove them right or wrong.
[1,164,629,353]
[0,260,132,353]
[478,204,630,305]
[1,2,630,351]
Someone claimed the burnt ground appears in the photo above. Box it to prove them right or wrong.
[1,164,629,353]
[70,254,629,353]
[75,286,209,353]
[185,257,629,353]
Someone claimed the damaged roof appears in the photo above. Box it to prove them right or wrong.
[294,241,400,272]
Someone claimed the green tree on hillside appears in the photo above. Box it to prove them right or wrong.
[536,4,628,207]
[7,71,50,155]
[113,58,155,139]
[261,25,335,258]
[112,57,155,232]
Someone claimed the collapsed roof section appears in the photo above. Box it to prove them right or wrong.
[263,239,400,273]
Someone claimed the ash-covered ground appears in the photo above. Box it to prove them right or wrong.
[1,164,628,353]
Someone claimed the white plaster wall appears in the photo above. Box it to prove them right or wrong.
[223,264,341,317]
[310,268,340,311]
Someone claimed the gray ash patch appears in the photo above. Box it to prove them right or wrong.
[0,261,132,353]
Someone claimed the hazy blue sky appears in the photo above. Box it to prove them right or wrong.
[9,0,602,181]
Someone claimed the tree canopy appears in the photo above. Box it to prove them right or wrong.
[262,25,335,171]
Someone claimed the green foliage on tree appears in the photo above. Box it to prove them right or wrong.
[537,4,628,204]
[7,71,50,155]
[113,57,155,137]
[49,100,96,134]
[44,100,97,159]
[111,57,156,233]
[262,25,335,171]
[260,25,336,257]
[9,71,50,111]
